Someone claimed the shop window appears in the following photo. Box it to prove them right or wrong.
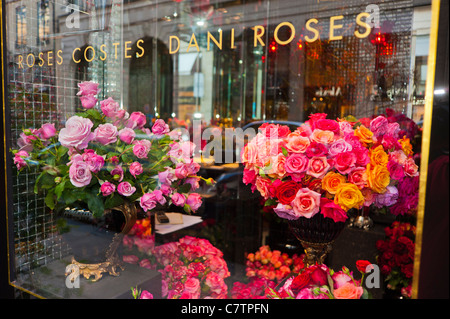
[37,0,50,46]
[15,6,27,48]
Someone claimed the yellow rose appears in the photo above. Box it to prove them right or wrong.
[334,183,365,211]
[369,145,389,166]
[366,163,390,193]
[399,136,413,156]
[322,171,346,194]
[354,125,373,146]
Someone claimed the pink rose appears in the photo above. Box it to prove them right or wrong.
[94,123,118,145]
[339,121,354,137]
[242,143,258,166]
[348,167,368,189]
[100,182,116,196]
[307,156,330,178]
[205,272,225,294]
[255,177,271,199]
[79,95,97,109]
[159,184,173,196]
[158,167,175,185]
[39,123,56,139]
[58,116,94,150]
[328,139,353,157]
[386,122,400,138]
[123,255,139,264]
[320,198,348,223]
[111,165,124,182]
[404,158,419,177]
[117,181,136,197]
[354,148,370,166]
[129,162,143,178]
[139,193,158,212]
[270,153,286,178]
[242,168,257,185]
[133,139,152,159]
[81,150,104,173]
[175,163,189,179]
[332,271,353,289]
[185,177,200,191]
[374,185,398,207]
[291,188,321,218]
[273,203,301,220]
[370,115,389,137]
[118,127,136,144]
[184,277,201,295]
[14,150,28,170]
[69,160,92,187]
[333,282,363,299]
[126,112,146,129]
[387,159,405,181]
[152,190,167,205]
[334,151,357,175]
[186,193,202,211]
[100,97,120,118]
[139,291,154,299]
[152,119,170,135]
[171,193,186,207]
[77,81,100,96]
[296,287,329,299]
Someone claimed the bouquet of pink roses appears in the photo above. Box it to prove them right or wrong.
[241,113,419,223]
[152,236,230,299]
[12,81,206,217]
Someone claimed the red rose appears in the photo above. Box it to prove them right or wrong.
[305,142,328,157]
[309,265,328,286]
[315,119,340,134]
[276,181,300,205]
[291,271,311,291]
[356,260,373,273]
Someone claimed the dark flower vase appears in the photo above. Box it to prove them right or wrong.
[287,213,346,267]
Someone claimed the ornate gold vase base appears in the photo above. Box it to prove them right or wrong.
[64,202,138,282]
[299,240,334,268]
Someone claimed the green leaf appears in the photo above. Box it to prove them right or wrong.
[104,193,124,210]
[45,190,56,210]
[54,181,66,200]
[86,193,105,218]
[281,147,288,157]
[264,198,277,207]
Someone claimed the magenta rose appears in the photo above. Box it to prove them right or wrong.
[100,181,116,196]
[79,95,98,109]
[82,149,105,173]
[152,119,170,135]
[39,123,56,139]
[58,116,94,150]
[77,81,100,96]
[133,139,152,159]
[117,181,136,197]
[370,115,389,137]
[152,190,167,205]
[129,161,143,178]
[334,151,357,175]
[242,168,257,185]
[14,150,28,170]
[69,160,92,187]
[387,159,405,181]
[94,123,118,145]
[305,142,328,157]
[291,188,321,218]
[126,112,146,130]
[100,97,120,118]
[158,167,175,185]
[186,193,202,211]
[315,119,340,134]
[111,165,124,182]
[175,163,189,179]
[171,193,186,207]
[118,127,136,144]
[139,291,154,299]
[320,198,348,223]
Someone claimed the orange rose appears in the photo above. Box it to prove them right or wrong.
[366,163,390,193]
[369,145,389,166]
[311,129,335,144]
[334,183,365,211]
[333,282,363,299]
[322,171,346,194]
[399,135,413,156]
[354,125,373,146]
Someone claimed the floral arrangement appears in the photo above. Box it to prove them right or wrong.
[376,221,416,298]
[266,260,373,299]
[245,245,305,282]
[12,81,207,217]
[230,277,277,299]
[241,113,419,223]
[124,231,230,299]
